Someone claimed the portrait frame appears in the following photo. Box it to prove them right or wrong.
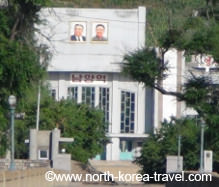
[91,22,109,44]
[69,21,87,43]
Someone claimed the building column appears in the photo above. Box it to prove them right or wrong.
[95,86,99,107]
[145,87,154,133]
[154,89,163,130]
[176,51,185,118]
[106,139,112,160]
[29,129,37,160]
[111,137,120,160]
[111,74,120,134]
[58,72,67,100]
[138,6,146,47]
[136,83,145,134]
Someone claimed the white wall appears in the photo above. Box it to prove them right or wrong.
[48,72,146,135]
[162,49,178,121]
[153,49,186,127]
[110,137,120,160]
[40,7,148,160]
[37,7,146,73]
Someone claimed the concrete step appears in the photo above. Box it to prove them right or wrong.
[89,160,142,184]
[71,160,115,185]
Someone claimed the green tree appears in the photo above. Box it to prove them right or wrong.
[183,76,219,171]
[123,0,219,97]
[0,0,108,162]
[15,90,107,163]
[136,118,200,181]
[0,106,7,156]
[122,0,219,173]
[0,0,50,157]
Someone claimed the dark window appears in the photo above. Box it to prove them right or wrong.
[39,150,48,159]
[120,140,132,152]
[99,87,110,132]
[82,87,95,107]
[120,91,135,133]
[50,89,56,100]
[67,87,78,101]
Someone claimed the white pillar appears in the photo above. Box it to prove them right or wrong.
[51,128,60,160]
[111,137,120,160]
[29,129,37,160]
[58,72,67,100]
[111,74,120,134]
[106,139,112,160]
[138,6,146,47]
[136,83,145,134]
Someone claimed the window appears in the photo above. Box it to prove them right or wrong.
[99,87,110,131]
[38,150,48,160]
[50,89,56,100]
[82,87,95,107]
[120,91,135,133]
[120,140,132,152]
[137,142,143,147]
[67,87,78,101]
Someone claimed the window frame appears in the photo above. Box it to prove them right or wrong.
[120,90,135,133]
[38,149,49,160]
[67,86,78,101]
[81,86,96,108]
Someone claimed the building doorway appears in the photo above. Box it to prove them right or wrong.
[120,139,133,160]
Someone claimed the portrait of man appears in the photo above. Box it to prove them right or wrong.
[70,22,86,42]
[92,23,108,42]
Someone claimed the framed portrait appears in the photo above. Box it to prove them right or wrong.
[69,21,87,43]
[91,22,108,43]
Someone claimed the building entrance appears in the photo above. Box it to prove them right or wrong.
[120,139,133,160]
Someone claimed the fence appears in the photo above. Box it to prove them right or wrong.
[0,159,50,170]
[0,168,71,187]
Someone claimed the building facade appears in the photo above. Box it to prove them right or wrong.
[38,7,185,160]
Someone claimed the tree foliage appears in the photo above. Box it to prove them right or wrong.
[0,106,7,156]
[136,118,200,181]
[122,0,219,173]
[123,0,219,90]
[0,0,50,157]
[122,0,219,116]
[0,0,107,162]
[182,76,219,170]
[123,48,167,87]
[15,90,107,163]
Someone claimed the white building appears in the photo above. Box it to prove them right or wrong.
[38,7,185,160]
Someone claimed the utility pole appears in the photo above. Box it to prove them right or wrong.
[36,45,43,131]
[36,81,41,131]
[8,95,16,170]
[177,135,182,172]
[200,119,205,172]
